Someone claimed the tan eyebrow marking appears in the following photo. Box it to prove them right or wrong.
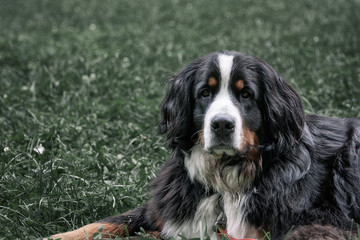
[208,77,217,87]
[235,80,244,91]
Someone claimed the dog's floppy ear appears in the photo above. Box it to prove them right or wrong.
[257,60,305,152]
[159,59,201,151]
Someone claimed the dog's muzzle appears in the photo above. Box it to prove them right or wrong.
[207,114,238,156]
[203,95,242,155]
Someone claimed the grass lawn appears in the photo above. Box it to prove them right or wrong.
[0,0,359,239]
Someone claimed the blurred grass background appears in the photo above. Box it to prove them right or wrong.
[0,0,359,239]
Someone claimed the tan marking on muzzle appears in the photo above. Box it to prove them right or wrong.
[240,126,263,181]
[241,125,262,163]
[197,130,205,147]
[241,126,258,147]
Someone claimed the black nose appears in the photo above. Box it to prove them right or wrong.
[211,115,235,135]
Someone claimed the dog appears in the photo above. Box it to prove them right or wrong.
[49,51,360,240]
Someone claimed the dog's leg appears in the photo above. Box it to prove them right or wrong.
[46,222,126,240]
[46,204,159,240]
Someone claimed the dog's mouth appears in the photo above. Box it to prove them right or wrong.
[205,145,263,193]
[209,146,237,156]
[208,144,263,163]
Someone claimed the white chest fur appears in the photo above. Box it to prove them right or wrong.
[223,193,261,239]
[161,193,261,240]
[179,146,263,239]
[161,194,221,240]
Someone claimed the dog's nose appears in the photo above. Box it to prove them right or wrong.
[211,115,235,135]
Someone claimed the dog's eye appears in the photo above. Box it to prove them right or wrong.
[241,90,250,98]
[201,89,210,98]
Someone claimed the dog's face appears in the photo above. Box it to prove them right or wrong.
[193,54,262,157]
[159,51,305,189]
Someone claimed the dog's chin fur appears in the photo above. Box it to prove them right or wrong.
[185,144,262,193]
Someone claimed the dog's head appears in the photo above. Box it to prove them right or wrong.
[159,51,305,188]
[160,51,304,153]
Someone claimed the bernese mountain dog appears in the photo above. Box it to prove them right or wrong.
[49,51,360,240]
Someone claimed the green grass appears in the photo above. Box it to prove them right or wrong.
[0,0,359,239]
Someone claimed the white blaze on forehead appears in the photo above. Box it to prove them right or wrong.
[203,54,243,151]
[218,54,234,89]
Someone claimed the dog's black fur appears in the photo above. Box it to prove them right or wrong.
[51,51,360,240]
